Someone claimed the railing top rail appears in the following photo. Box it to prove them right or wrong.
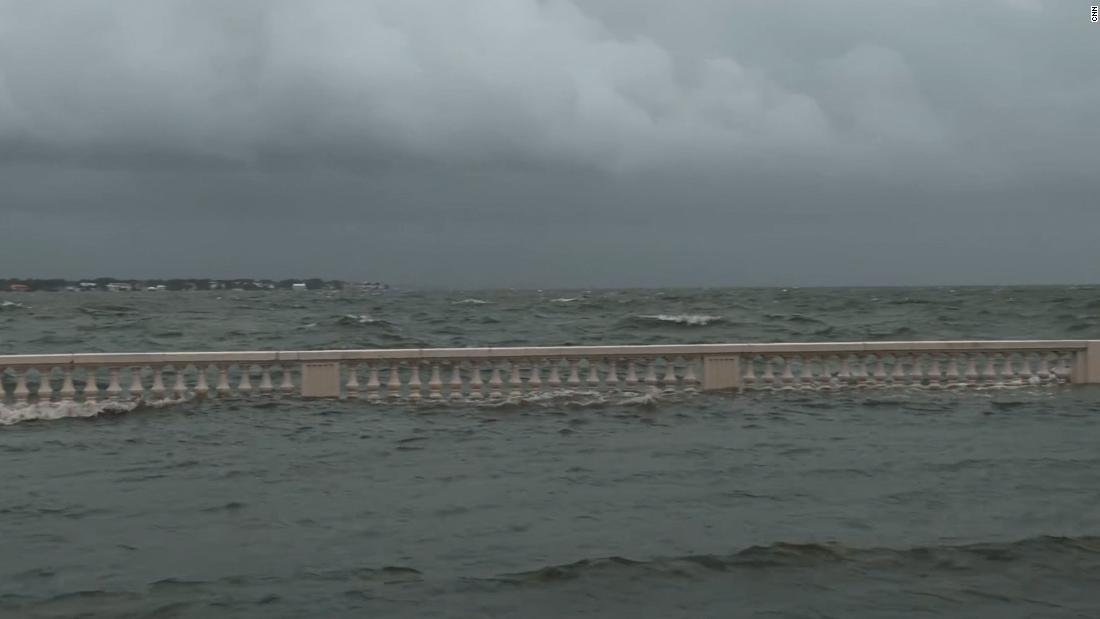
[0,340,1091,367]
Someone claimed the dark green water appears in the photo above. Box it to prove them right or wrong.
[2,286,1100,618]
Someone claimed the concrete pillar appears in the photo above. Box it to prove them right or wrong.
[301,362,341,398]
[702,356,741,392]
[1073,342,1100,384]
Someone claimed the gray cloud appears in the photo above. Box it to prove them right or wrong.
[0,0,1097,286]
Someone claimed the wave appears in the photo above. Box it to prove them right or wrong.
[630,314,725,326]
[77,305,138,317]
[501,535,1100,583]
[764,313,826,325]
[867,326,918,339]
[452,298,490,305]
[0,398,185,426]
[410,387,673,411]
[0,300,27,310]
[550,298,579,303]
[336,314,393,327]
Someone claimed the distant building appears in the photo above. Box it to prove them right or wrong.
[106,282,133,292]
[292,283,307,291]
[79,282,97,291]
[9,283,29,292]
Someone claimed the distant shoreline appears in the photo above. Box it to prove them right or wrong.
[1,278,387,292]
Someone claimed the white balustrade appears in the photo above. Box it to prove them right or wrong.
[0,341,1096,407]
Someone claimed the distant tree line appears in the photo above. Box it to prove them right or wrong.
[1,278,352,292]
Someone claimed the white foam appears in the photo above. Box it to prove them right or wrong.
[550,298,578,303]
[638,314,723,326]
[0,400,137,425]
[0,300,27,310]
[340,314,384,324]
[452,298,490,305]
[0,397,187,426]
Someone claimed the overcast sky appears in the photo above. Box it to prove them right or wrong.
[0,0,1097,288]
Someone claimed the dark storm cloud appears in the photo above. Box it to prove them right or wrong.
[0,0,1097,286]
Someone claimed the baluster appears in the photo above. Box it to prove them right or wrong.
[195,366,210,399]
[837,356,852,386]
[527,361,543,392]
[345,364,360,399]
[408,361,423,402]
[927,355,943,389]
[890,355,906,386]
[37,367,53,403]
[59,367,76,401]
[448,362,463,400]
[762,356,777,387]
[907,354,924,386]
[873,356,888,385]
[586,360,600,387]
[547,360,563,388]
[279,365,294,394]
[945,355,961,388]
[216,365,231,397]
[508,362,523,397]
[487,362,503,399]
[803,356,820,388]
[1037,353,1051,382]
[981,355,997,384]
[151,366,166,400]
[468,362,484,399]
[604,359,618,388]
[1017,353,1034,385]
[83,368,99,402]
[742,355,757,389]
[852,356,869,386]
[107,367,123,400]
[173,366,188,399]
[259,366,273,395]
[999,354,1017,386]
[820,356,838,389]
[963,354,979,385]
[129,366,145,401]
[644,360,659,387]
[624,361,638,387]
[662,358,678,388]
[13,369,29,404]
[567,360,582,388]
[367,363,382,401]
[937,354,954,387]
[780,356,795,388]
[683,358,699,391]
[429,363,444,399]
[237,365,253,396]
[1055,353,1073,383]
[386,362,402,400]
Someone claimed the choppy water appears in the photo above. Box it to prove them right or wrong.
[2,286,1100,618]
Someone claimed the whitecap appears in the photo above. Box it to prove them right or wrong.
[636,314,724,326]
[550,298,578,303]
[452,298,489,305]
[0,397,189,425]
[336,314,392,327]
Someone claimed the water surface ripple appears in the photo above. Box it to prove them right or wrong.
[2,286,1100,617]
